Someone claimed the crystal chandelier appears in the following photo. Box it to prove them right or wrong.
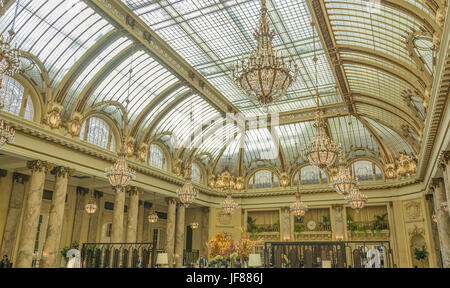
[105,52,136,191]
[345,186,368,212]
[105,146,136,191]
[290,191,308,218]
[0,119,14,149]
[148,208,159,224]
[233,0,298,105]
[177,164,198,207]
[305,110,339,169]
[85,197,97,215]
[221,189,239,215]
[190,222,199,230]
[331,154,357,195]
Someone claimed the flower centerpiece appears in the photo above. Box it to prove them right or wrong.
[235,228,262,267]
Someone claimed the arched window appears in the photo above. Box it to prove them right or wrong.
[149,144,167,171]
[0,75,34,120]
[248,170,278,189]
[293,166,328,186]
[191,163,202,184]
[80,117,115,152]
[352,161,382,181]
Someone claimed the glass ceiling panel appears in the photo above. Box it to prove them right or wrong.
[325,0,422,68]
[153,94,221,148]
[63,36,133,117]
[122,0,343,116]
[87,50,178,124]
[243,127,279,166]
[0,0,113,91]
[356,103,412,134]
[364,117,414,158]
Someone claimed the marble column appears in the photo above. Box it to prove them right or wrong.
[87,191,103,243]
[174,202,185,268]
[111,187,126,243]
[333,205,345,241]
[40,166,73,268]
[431,178,450,267]
[142,202,151,242]
[425,194,443,267]
[200,207,210,258]
[281,207,291,241]
[71,187,89,245]
[0,173,29,259]
[15,160,53,268]
[0,170,13,241]
[125,187,140,243]
[440,151,450,217]
[136,201,144,242]
[165,197,177,268]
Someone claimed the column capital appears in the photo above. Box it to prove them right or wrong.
[166,197,177,205]
[144,201,153,209]
[93,190,103,199]
[76,186,89,196]
[13,172,29,183]
[126,185,143,196]
[430,178,444,191]
[51,166,75,178]
[202,207,210,213]
[27,160,54,172]
[0,169,7,178]
[438,151,450,169]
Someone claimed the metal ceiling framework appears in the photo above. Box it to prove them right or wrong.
[0,0,442,180]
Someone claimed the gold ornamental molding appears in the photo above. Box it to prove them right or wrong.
[83,0,239,116]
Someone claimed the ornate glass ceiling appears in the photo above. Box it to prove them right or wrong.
[121,0,343,116]
[0,0,433,178]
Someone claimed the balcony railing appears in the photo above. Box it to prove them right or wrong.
[183,250,199,267]
[81,243,164,268]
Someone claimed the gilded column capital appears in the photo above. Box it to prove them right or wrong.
[144,201,153,209]
[93,190,103,199]
[127,186,143,196]
[430,178,444,191]
[52,166,75,178]
[166,197,177,205]
[27,160,54,172]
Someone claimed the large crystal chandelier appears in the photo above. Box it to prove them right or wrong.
[345,186,368,212]
[305,110,339,169]
[177,163,198,207]
[233,0,298,105]
[290,191,308,218]
[105,51,136,191]
[221,189,239,215]
[105,145,136,191]
[331,154,357,195]
[0,119,14,149]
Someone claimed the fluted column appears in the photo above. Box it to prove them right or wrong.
[41,167,73,268]
[431,178,450,267]
[71,187,89,245]
[125,187,140,243]
[165,197,176,268]
[440,151,450,217]
[200,207,210,258]
[174,202,185,268]
[0,173,29,259]
[111,187,126,243]
[87,191,103,243]
[16,160,53,268]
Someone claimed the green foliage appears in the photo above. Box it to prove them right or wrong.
[60,242,79,259]
[272,220,280,232]
[413,246,428,261]
[247,216,258,234]
[294,224,303,234]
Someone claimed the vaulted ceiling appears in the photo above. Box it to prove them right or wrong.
[0,0,442,176]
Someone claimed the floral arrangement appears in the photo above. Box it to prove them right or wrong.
[235,228,262,259]
[207,233,234,259]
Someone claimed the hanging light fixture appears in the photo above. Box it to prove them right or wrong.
[85,177,98,215]
[0,119,14,149]
[233,0,298,105]
[221,188,239,215]
[190,216,199,230]
[0,0,21,93]
[105,49,136,191]
[305,22,338,169]
[331,153,357,195]
[148,192,159,223]
[290,188,308,217]
[345,186,368,212]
